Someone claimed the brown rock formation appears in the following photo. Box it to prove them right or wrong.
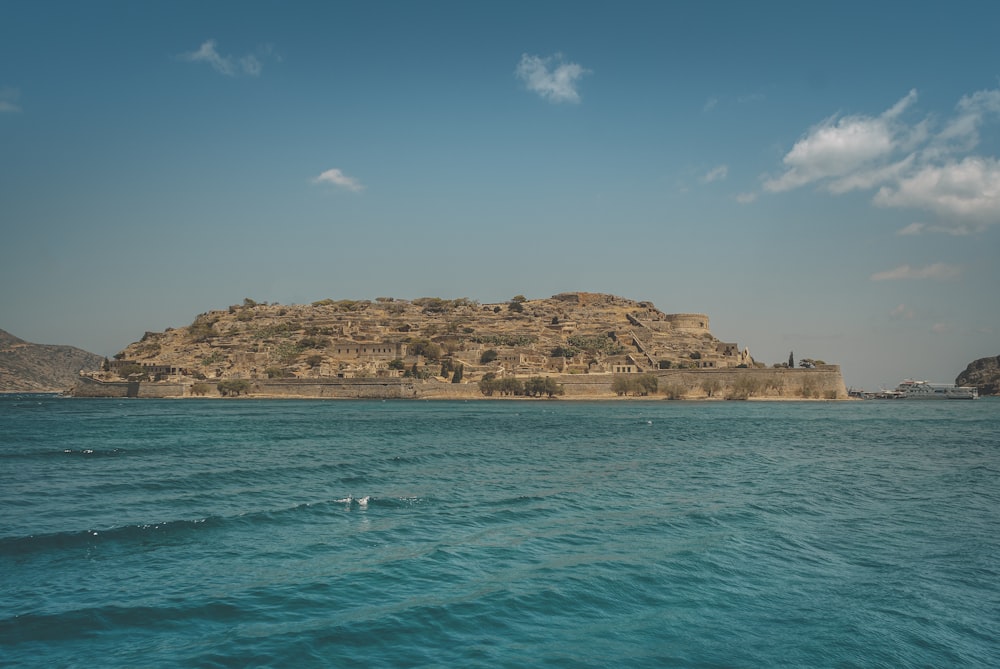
[0,329,104,392]
[956,355,1000,396]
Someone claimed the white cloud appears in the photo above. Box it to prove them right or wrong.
[930,322,952,334]
[936,88,1000,151]
[870,263,962,281]
[515,53,589,104]
[312,168,364,192]
[703,97,719,112]
[179,39,265,77]
[736,192,757,204]
[0,87,20,113]
[896,222,927,236]
[765,86,1000,231]
[873,156,1000,230]
[702,165,728,183]
[890,304,914,320]
[764,90,918,193]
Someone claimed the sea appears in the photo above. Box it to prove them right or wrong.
[1,395,997,668]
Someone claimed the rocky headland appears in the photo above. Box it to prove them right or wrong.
[74,293,847,400]
[1,329,104,392]
[956,355,1000,396]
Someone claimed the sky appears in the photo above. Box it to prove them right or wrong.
[1,0,998,391]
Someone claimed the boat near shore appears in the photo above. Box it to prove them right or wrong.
[850,380,979,399]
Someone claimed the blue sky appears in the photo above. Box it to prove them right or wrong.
[2,0,998,390]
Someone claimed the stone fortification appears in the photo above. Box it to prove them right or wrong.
[74,367,847,401]
[73,292,847,400]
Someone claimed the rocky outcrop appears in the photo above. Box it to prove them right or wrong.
[956,355,1000,396]
[89,293,753,383]
[0,329,104,392]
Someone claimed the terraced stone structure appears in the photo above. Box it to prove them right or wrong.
[75,293,846,399]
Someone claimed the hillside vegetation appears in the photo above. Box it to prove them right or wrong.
[99,293,756,384]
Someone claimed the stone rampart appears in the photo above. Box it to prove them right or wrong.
[73,366,847,400]
[661,313,710,332]
[72,376,187,398]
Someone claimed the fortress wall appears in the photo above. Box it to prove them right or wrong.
[138,382,187,398]
[72,376,131,397]
[74,367,847,400]
[558,366,847,399]
[71,376,187,398]
[661,314,710,332]
[253,378,416,399]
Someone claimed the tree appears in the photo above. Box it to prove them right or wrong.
[498,377,524,396]
[190,382,212,396]
[116,363,145,379]
[217,379,251,397]
[612,375,632,396]
[388,358,405,370]
[637,373,658,396]
[480,349,499,364]
[451,363,464,383]
[541,376,564,397]
[788,351,795,368]
[409,339,442,361]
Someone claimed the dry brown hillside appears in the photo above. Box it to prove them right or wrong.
[0,329,104,392]
[99,293,755,383]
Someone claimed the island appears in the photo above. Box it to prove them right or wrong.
[73,293,848,400]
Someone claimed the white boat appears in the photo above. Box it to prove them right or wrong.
[894,379,978,400]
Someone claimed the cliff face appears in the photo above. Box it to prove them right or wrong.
[956,355,1000,396]
[0,329,104,392]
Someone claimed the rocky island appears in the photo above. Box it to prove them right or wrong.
[956,355,1000,396]
[73,293,848,400]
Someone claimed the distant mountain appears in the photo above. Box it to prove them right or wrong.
[956,355,1000,396]
[0,329,105,392]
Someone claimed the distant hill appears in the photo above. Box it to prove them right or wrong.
[0,329,105,392]
[956,355,1000,396]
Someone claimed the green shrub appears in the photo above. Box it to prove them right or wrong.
[217,379,251,397]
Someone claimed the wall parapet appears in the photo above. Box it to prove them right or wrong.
[73,366,847,400]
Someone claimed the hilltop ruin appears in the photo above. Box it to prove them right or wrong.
[74,293,847,399]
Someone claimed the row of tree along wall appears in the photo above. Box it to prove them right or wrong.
[73,366,847,400]
[559,366,847,399]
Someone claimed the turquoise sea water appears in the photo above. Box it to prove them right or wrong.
[1,396,998,668]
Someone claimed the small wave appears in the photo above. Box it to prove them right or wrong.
[61,448,126,457]
[0,517,216,555]
[0,447,127,461]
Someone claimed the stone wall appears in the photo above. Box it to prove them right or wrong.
[72,375,187,398]
[73,366,848,400]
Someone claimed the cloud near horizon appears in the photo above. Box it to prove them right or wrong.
[765,87,1000,232]
[312,168,364,192]
[179,40,268,77]
[702,165,728,183]
[515,53,589,104]
[870,262,962,281]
